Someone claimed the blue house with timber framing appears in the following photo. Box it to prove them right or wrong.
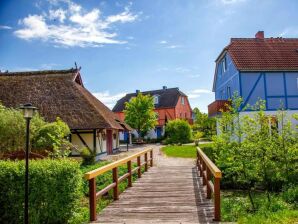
[208,31,298,130]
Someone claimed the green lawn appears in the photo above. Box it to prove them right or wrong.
[161,143,214,159]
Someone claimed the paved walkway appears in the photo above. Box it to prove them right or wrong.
[93,146,215,224]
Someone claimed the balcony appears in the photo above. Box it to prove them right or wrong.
[208,100,230,117]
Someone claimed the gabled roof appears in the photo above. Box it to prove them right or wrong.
[216,36,298,71]
[113,87,186,112]
[0,69,124,130]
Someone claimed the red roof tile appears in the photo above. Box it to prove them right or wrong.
[221,38,298,71]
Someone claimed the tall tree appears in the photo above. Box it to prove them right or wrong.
[192,108,216,138]
[124,93,157,140]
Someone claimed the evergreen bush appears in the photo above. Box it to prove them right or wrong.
[0,159,82,224]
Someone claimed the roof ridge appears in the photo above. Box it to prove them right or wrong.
[126,87,179,95]
[0,68,78,76]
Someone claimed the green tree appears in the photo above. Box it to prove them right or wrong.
[193,108,216,138]
[0,103,71,156]
[165,119,192,144]
[124,93,157,140]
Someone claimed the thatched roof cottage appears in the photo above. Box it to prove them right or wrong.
[0,68,131,157]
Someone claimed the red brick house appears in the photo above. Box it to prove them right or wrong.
[113,86,193,140]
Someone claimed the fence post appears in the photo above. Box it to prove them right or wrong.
[214,177,221,221]
[127,161,132,187]
[144,152,148,171]
[206,168,211,199]
[112,167,119,200]
[89,178,97,221]
[137,156,141,178]
[202,162,207,185]
[150,150,153,167]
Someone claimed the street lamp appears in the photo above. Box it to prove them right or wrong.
[19,103,37,224]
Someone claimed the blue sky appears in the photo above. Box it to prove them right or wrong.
[1,0,298,112]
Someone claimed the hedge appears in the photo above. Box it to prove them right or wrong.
[0,159,82,224]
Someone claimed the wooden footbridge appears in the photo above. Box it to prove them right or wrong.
[84,146,222,224]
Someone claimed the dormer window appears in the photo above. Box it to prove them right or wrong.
[181,97,185,105]
[153,95,159,104]
[222,57,227,73]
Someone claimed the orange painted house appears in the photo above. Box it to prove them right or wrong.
[113,86,193,139]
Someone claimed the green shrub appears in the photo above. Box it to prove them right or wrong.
[0,159,82,224]
[165,119,192,144]
[282,185,298,207]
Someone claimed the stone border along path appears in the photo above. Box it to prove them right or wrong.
[93,145,216,224]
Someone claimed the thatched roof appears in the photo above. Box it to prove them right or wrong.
[0,69,126,130]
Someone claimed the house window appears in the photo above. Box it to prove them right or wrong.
[227,86,231,99]
[222,58,227,73]
[153,95,159,104]
[180,113,182,118]
[185,112,187,118]
[181,97,185,105]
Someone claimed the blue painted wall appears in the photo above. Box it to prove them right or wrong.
[215,53,240,100]
[214,54,298,111]
[240,72,298,110]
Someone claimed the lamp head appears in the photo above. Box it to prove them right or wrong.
[19,103,38,119]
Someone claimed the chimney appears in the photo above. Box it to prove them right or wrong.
[136,89,140,94]
[255,31,264,39]
[163,86,167,90]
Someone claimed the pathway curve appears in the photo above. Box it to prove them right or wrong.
[93,145,215,224]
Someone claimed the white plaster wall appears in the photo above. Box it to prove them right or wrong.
[216,110,298,135]
[71,131,108,155]
[71,133,93,155]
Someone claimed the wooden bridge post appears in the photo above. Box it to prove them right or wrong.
[137,156,141,178]
[127,161,132,187]
[150,150,153,166]
[202,162,207,185]
[144,152,148,171]
[113,167,119,200]
[214,177,221,221]
[89,178,97,221]
[206,169,211,199]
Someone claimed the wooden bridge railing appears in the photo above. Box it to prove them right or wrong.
[196,147,222,221]
[84,147,153,222]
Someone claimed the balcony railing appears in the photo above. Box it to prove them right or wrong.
[208,100,230,117]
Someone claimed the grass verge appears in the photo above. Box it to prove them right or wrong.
[161,143,214,158]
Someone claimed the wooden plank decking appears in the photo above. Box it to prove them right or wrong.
[92,147,216,224]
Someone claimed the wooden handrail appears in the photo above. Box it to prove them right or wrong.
[196,147,222,221]
[85,147,154,222]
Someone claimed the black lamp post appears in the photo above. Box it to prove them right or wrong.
[19,103,37,224]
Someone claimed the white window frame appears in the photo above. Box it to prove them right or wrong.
[181,97,185,105]
[153,95,159,104]
[222,58,227,73]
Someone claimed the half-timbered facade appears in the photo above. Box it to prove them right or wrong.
[209,31,298,132]
[0,69,131,158]
[113,86,193,140]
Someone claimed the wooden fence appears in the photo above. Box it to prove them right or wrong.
[196,147,222,221]
[84,147,154,221]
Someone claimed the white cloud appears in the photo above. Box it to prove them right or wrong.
[192,89,212,94]
[159,40,167,44]
[0,25,12,30]
[92,91,126,109]
[49,8,66,22]
[166,45,182,49]
[14,0,139,47]
[186,89,212,99]
[188,94,201,99]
